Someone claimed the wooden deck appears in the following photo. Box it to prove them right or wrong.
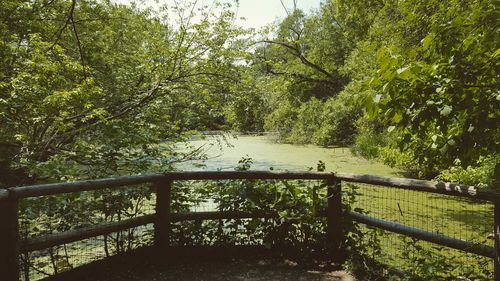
[40,246,358,281]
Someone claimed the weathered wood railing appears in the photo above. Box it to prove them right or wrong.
[1,171,499,281]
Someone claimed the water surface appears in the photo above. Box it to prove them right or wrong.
[178,135,397,177]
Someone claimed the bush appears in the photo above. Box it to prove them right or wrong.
[351,118,433,178]
[436,154,499,189]
[378,147,427,178]
[287,98,324,144]
[312,96,361,146]
[350,118,388,159]
[264,99,298,141]
[265,96,360,146]
[225,93,268,133]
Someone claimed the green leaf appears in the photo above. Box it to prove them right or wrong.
[421,33,435,50]
[396,66,414,80]
[397,66,409,75]
[493,48,500,58]
[382,82,389,92]
[392,112,402,123]
[439,105,452,116]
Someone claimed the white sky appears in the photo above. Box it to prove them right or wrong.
[233,0,322,29]
[112,0,323,29]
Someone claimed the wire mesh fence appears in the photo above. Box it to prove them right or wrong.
[342,181,494,279]
[19,225,155,281]
[14,177,497,280]
[170,179,327,247]
[18,184,157,281]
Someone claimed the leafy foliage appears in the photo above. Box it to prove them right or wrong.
[3,1,499,279]
[348,0,499,179]
[399,237,492,280]
[265,95,360,146]
[254,0,499,185]
[436,154,500,188]
[0,0,246,185]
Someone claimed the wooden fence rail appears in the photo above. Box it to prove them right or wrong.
[1,171,499,281]
[0,189,9,200]
[347,211,495,258]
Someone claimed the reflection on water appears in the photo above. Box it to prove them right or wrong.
[176,134,397,177]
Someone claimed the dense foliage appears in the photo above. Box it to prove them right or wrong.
[1,3,498,279]
[254,0,499,185]
[0,0,249,186]
[1,0,497,187]
[350,0,499,180]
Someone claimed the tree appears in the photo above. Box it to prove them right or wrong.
[256,1,367,145]
[352,0,499,176]
[0,0,246,185]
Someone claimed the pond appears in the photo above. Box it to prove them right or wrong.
[177,134,398,177]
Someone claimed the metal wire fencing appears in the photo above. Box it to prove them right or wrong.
[18,179,326,280]
[18,184,156,281]
[170,179,327,247]
[11,174,498,281]
[342,181,494,279]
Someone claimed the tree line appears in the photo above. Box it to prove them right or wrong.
[0,0,498,188]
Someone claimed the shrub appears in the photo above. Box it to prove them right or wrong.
[351,118,434,178]
[312,96,361,146]
[378,147,427,178]
[265,96,360,146]
[436,154,499,189]
[224,90,268,133]
[287,98,324,144]
[264,99,298,142]
[350,118,388,159]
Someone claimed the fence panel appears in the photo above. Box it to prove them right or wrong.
[2,171,498,280]
[17,185,156,281]
[342,181,494,279]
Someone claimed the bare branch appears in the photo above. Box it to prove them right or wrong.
[48,0,76,51]
[279,0,290,16]
[260,40,334,79]
[69,6,86,79]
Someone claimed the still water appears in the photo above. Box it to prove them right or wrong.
[177,134,397,177]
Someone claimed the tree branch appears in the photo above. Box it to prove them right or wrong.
[48,0,76,51]
[260,40,335,80]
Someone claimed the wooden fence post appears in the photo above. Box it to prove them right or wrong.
[154,179,172,254]
[326,177,342,262]
[494,200,500,281]
[0,193,20,281]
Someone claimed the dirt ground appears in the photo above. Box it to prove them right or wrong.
[42,246,357,281]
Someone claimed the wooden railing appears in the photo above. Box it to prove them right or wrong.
[1,171,499,281]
